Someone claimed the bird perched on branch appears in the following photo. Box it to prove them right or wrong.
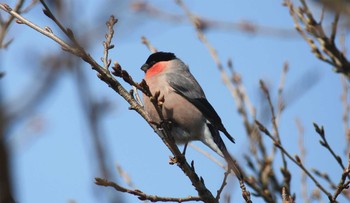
[141,52,241,178]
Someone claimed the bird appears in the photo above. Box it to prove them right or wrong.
[141,52,241,178]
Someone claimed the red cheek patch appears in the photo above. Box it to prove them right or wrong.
[145,61,168,79]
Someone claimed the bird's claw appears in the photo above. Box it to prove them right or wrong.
[169,156,177,165]
[160,119,173,131]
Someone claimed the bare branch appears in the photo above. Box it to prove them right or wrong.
[95,178,202,202]
[259,80,291,192]
[313,123,349,177]
[141,36,157,53]
[216,171,230,202]
[102,15,118,69]
[295,118,310,203]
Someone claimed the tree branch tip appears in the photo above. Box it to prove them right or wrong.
[44,26,53,33]
[13,19,24,24]
[107,15,118,25]
[200,176,205,185]
[295,155,301,164]
[66,28,74,38]
[108,44,114,49]
[94,177,106,185]
[313,122,324,135]
[190,160,195,171]
[319,140,326,147]
[42,8,53,19]
[0,3,12,11]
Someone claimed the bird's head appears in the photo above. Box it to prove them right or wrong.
[141,52,177,79]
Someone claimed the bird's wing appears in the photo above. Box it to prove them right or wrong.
[166,71,235,143]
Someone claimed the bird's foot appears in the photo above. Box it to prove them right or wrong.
[168,156,177,165]
[168,155,185,165]
[160,119,173,131]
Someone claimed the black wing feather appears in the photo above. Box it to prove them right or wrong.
[167,71,235,143]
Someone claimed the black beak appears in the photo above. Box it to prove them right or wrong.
[141,64,149,72]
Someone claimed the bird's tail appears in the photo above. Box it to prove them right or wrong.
[206,123,243,180]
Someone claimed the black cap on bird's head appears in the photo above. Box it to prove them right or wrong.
[141,52,177,72]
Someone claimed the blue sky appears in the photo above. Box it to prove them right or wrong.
[1,0,349,202]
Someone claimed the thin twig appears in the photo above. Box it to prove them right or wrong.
[276,62,289,123]
[330,13,340,43]
[141,36,157,53]
[259,80,290,192]
[102,15,117,69]
[216,171,230,202]
[313,123,349,179]
[295,118,310,203]
[95,178,202,202]
[0,0,24,48]
[189,143,225,169]
[39,0,79,46]
[116,163,137,189]
[341,76,350,155]
[312,168,337,189]
[332,156,350,201]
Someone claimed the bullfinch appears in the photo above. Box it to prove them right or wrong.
[140,52,238,167]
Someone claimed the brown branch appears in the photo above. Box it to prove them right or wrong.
[101,16,117,69]
[341,76,350,155]
[276,62,289,120]
[282,187,295,203]
[313,123,349,178]
[215,171,230,202]
[141,36,157,53]
[295,118,310,203]
[95,178,202,202]
[259,80,291,193]
[312,168,337,189]
[332,155,350,201]
[39,0,80,47]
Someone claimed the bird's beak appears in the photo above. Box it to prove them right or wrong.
[141,64,149,72]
